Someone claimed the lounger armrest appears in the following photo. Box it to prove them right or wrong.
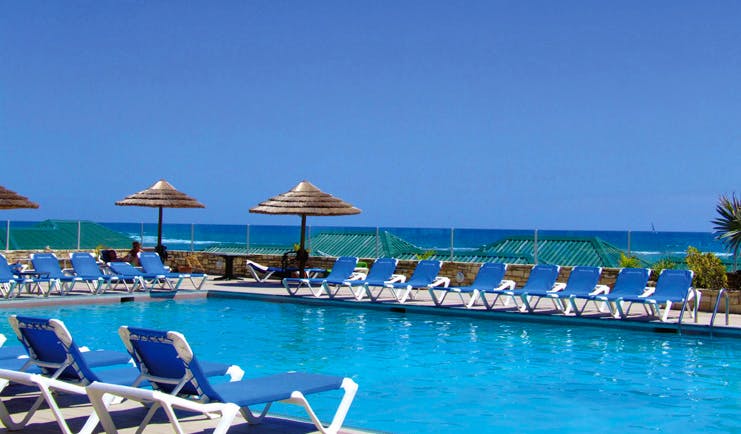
[494,280,516,291]
[429,276,450,288]
[62,267,75,276]
[688,287,701,301]
[245,260,269,272]
[388,274,407,284]
[549,283,567,292]
[639,286,655,297]
[348,272,367,281]
[589,284,610,296]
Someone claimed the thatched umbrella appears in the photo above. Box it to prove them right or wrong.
[0,186,39,210]
[1,185,39,250]
[115,179,204,256]
[250,180,361,275]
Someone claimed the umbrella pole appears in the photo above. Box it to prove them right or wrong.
[157,206,163,249]
[298,215,308,277]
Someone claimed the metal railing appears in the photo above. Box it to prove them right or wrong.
[678,288,701,327]
[710,287,730,328]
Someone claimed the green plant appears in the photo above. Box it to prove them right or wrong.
[685,246,728,290]
[651,257,676,279]
[712,193,741,271]
[415,250,436,260]
[619,253,641,268]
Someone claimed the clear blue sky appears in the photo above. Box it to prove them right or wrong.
[1,1,739,231]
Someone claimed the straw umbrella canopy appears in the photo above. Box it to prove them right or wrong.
[0,186,39,210]
[115,179,204,254]
[1,185,39,250]
[250,180,361,274]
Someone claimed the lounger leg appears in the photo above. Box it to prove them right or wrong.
[614,299,627,319]
[0,395,43,431]
[519,294,532,313]
[661,301,672,322]
[395,287,412,304]
[240,402,273,424]
[284,377,358,434]
[308,283,325,298]
[568,297,580,315]
[364,285,381,301]
[549,297,563,312]
[322,282,334,298]
[466,290,481,309]
[428,288,446,306]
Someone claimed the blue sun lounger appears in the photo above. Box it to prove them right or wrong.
[246,259,325,283]
[119,326,358,434]
[107,261,165,291]
[7,315,241,384]
[371,260,448,303]
[323,257,405,300]
[138,251,208,290]
[30,253,82,295]
[481,264,561,310]
[0,253,34,299]
[283,256,359,297]
[69,252,120,295]
[428,262,516,308]
[617,269,698,322]
[0,318,238,434]
[571,268,651,318]
[519,266,604,313]
[8,316,140,385]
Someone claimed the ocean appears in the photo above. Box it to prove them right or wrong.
[99,222,729,263]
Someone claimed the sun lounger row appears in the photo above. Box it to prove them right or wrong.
[0,251,207,298]
[0,316,357,434]
[275,256,700,323]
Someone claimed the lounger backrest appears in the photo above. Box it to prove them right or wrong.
[564,266,602,293]
[407,260,443,286]
[653,269,694,299]
[611,268,651,296]
[365,258,398,285]
[30,253,64,278]
[9,315,96,383]
[472,262,507,289]
[138,252,167,274]
[326,256,359,280]
[521,264,560,292]
[119,326,218,398]
[108,262,143,276]
[0,254,16,280]
[70,252,103,277]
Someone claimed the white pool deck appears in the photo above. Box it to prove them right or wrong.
[0,275,739,433]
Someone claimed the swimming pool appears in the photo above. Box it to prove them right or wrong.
[0,297,739,433]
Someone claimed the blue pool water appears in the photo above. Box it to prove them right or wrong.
[1,298,739,433]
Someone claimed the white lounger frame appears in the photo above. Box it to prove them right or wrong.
[87,381,240,434]
[612,287,702,322]
[324,273,406,300]
[370,276,450,304]
[428,279,516,308]
[246,260,277,282]
[0,368,103,434]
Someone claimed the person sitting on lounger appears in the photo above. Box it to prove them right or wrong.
[122,241,143,266]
